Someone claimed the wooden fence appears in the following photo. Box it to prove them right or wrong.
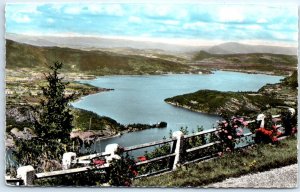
[6,113,289,186]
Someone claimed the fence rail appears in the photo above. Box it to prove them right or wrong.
[124,138,175,152]
[7,111,294,186]
[35,164,108,179]
[184,128,218,139]
[135,153,176,166]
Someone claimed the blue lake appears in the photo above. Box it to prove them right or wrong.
[72,71,283,152]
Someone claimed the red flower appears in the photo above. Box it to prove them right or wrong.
[92,159,106,165]
[132,170,138,176]
[272,137,278,142]
[137,156,147,162]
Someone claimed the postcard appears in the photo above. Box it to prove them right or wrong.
[5,2,298,188]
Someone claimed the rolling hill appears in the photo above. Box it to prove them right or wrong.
[7,33,297,55]
[190,51,297,75]
[6,38,297,76]
[6,39,192,75]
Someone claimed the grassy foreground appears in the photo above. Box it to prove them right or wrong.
[133,136,297,187]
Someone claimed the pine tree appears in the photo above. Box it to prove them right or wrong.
[14,61,75,172]
[33,61,74,144]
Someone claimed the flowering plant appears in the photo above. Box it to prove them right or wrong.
[108,152,137,186]
[216,116,247,154]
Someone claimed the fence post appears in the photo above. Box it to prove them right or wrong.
[62,152,76,170]
[104,143,121,165]
[172,131,184,170]
[17,165,35,186]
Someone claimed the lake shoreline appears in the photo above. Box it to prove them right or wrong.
[77,69,288,80]
[165,101,216,115]
[70,120,168,143]
[72,70,284,139]
[164,71,296,117]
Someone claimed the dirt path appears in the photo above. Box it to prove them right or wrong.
[207,164,298,188]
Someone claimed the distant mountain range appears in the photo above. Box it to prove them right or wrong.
[6,39,297,76]
[207,42,297,55]
[6,33,297,55]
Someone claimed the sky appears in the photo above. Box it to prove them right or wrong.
[5,3,298,47]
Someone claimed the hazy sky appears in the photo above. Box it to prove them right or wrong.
[5,3,298,46]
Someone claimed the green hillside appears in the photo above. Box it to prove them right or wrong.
[6,40,191,75]
[165,71,297,116]
[191,51,297,75]
[165,90,283,116]
[6,40,297,75]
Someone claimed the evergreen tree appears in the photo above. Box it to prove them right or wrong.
[33,61,74,143]
[14,61,75,172]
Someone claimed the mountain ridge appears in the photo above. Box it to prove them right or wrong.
[6,39,297,76]
[5,39,196,75]
[6,33,297,55]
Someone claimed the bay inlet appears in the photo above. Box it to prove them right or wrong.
[72,71,283,152]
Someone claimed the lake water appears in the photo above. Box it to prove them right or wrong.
[72,71,283,152]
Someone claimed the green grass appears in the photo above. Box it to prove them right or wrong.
[281,70,298,89]
[133,136,297,187]
[72,108,163,132]
[72,108,124,132]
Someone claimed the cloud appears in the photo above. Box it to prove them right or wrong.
[10,4,40,14]
[128,16,142,23]
[63,4,125,16]
[267,22,297,32]
[257,18,268,23]
[161,20,180,25]
[5,3,298,46]
[176,9,188,19]
[63,6,82,15]
[46,18,55,23]
[85,4,102,14]
[242,25,262,30]
[14,15,31,23]
[218,7,245,23]
[104,4,124,16]
[271,31,297,41]
[52,4,63,11]
[143,4,173,18]
[183,21,206,30]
